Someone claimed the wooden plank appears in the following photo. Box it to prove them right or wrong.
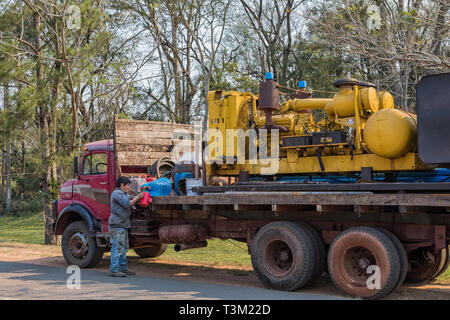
[116,131,174,141]
[116,143,192,153]
[116,129,194,138]
[116,150,194,160]
[152,192,450,207]
[115,118,193,127]
[116,144,170,153]
[115,133,194,147]
[114,118,195,167]
[116,122,193,132]
[117,151,172,160]
[116,138,171,146]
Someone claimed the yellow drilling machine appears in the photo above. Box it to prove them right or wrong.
[205,73,449,183]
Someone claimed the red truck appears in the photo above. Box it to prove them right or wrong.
[51,117,450,300]
[52,81,450,300]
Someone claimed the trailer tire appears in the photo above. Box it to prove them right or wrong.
[61,221,105,268]
[435,246,450,278]
[406,246,448,283]
[328,227,401,299]
[134,244,168,258]
[295,222,326,286]
[250,221,316,291]
[372,227,408,291]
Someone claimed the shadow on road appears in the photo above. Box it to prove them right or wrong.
[0,250,448,300]
[0,260,342,300]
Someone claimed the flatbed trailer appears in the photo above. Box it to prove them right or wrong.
[148,188,450,248]
[128,143,450,299]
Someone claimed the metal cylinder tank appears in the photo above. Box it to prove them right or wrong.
[377,91,394,109]
[363,109,417,159]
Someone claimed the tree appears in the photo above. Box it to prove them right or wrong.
[306,0,449,110]
[238,0,305,85]
[0,0,143,244]
[116,0,232,124]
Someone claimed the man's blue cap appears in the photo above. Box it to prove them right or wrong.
[298,80,307,88]
[265,72,273,80]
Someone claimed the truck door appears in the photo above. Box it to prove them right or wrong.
[75,152,111,220]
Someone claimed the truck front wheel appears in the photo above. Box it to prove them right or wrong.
[61,221,105,268]
[133,244,168,258]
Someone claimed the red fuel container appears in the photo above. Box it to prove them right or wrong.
[138,192,152,207]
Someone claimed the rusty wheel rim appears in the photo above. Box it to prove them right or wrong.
[263,240,294,278]
[343,246,377,287]
[68,232,89,260]
[408,248,445,282]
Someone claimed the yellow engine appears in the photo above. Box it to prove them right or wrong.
[206,76,428,178]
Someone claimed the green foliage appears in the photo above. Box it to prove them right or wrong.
[0,211,44,243]
[117,112,131,119]
[209,59,259,94]
[0,194,43,217]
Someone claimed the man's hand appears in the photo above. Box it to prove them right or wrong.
[130,192,145,206]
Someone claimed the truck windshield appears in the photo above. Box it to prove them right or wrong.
[82,153,108,175]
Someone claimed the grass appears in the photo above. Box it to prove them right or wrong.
[0,211,448,281]
[149,239,252,268]
[438,267,450,282]
[0,212,45,244]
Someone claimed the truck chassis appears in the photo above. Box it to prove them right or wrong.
[125,183,450,299]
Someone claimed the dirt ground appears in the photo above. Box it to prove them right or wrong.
[0,242,449,300]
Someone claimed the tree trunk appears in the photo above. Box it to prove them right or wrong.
[34,12,56,245]
[171,15,183,123]
[50,72,61,182]
[431,0,449,56]
[1,148,4,191]
[5,142,11,213]
[3,84,11,213]
[21,139,25,175]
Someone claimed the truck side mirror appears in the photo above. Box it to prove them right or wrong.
[74,156,79,177]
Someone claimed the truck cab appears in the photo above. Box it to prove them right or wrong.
[53,140,116,267]
[52,119,194,268]
[57,140,115,232]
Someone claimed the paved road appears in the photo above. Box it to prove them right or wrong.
[0,260,344,300]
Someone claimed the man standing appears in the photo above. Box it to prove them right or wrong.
[109,176,144,277]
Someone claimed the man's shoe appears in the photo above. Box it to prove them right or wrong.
[120,269,136,276]
[109,271,127,277]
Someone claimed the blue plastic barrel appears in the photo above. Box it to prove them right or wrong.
[174,172,193,195]
[141,178,173,197]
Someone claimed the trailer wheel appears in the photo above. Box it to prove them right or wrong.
[435,246,450,278]
[250,221,315,291]
[406,246,448,283]
[133,244,168,258]
[328,227,401,299]
[295,222,326,286]
[61,221,105,268]
[372,227,408,291]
